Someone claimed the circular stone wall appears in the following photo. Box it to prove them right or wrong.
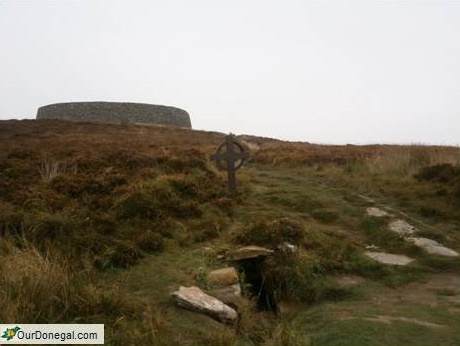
[36,102,192,128]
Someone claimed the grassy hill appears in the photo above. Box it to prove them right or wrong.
[1,119,460,345]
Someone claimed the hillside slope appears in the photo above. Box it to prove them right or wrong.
[1,120,459,345]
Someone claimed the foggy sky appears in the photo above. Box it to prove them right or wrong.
[1,0,459,145]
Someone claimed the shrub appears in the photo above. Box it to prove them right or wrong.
[136,231,165,252]
[235,217,305,247]
[115,178,203,221]
[191,219,222,243]
[34,212,77,241]
[414,163,460,183]
[419,206,444,220]
[91,214,118,235]
[261,250,352,305]
[115,189,162,220]
[109,242,142,268]
[262,251,312,302]
[166,173,200,198]
[0,202,25,236]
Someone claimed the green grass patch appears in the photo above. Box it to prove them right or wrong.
[310,319,460,346]
[310,209,339,223]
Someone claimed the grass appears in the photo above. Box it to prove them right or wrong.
[290,289,460,346]
[309,319,460,346]
[1,119,459,345]
[1,239,72,323]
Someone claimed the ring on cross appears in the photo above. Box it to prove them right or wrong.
[211,134,250,197]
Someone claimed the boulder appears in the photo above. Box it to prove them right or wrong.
[364,251,414,266]
[227,246,274,261]
[208,267,239,287]
[408,237,459,257]
[171,286,237,324]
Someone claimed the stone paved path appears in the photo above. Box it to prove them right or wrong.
[363,205,458,264]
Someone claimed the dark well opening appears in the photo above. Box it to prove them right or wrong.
[234,257,278,312]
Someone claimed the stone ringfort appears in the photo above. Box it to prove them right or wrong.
[36,102,192,128]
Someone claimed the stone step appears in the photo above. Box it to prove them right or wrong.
[366,207,390,217]
[364,251,415,266]
[388,220,419,236]
[407,237,459,257]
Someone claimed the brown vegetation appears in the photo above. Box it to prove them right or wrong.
[1,119,459,345]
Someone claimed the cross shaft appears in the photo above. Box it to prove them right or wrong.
[211,134,249,197]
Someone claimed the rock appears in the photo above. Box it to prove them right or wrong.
[171,286,237,324]
[201,246,214,253]
[211,283,242,305]
[365,244,379,250]
[277,242,298,253]
[208,267,239,287]
[364,251,415,266]
[357,194,375,203]
[366,207,390,217]
[388,220,419,236]
[230,283,241,296]
[407,237,459,257]
[217,283,241,296]
[227,246,274,261]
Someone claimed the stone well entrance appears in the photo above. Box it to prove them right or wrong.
[226,246,278,312]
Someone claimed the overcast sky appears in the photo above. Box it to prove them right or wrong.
[1,0,459,145]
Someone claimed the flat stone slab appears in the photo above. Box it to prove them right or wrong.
[171,286,237,323]
[208,267,239,286]
[365,251,415,266]
[227,246,274,261]
[388,220,419,236]
[408,237,459,257]
[366,207,390,217]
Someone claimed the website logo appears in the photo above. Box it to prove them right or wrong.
[1,326,21,341]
